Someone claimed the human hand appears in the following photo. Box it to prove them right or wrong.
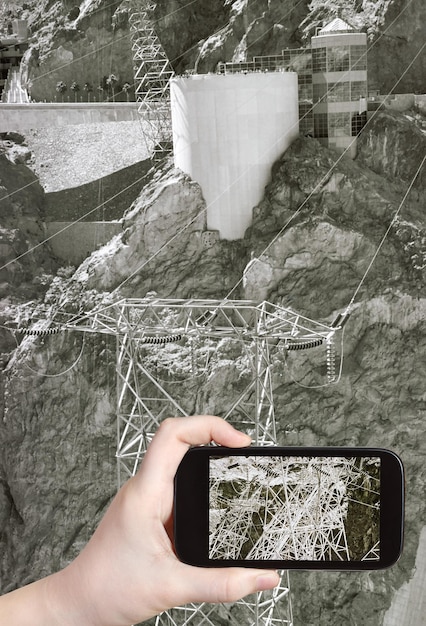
[44,415,280,625]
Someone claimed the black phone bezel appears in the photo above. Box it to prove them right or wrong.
[173,446,404,570]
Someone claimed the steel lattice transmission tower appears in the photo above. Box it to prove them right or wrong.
[209,455,380,562]
[125,0,174,159]
[67,296,344,626]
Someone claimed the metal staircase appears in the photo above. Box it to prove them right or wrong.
[125,0,174,160]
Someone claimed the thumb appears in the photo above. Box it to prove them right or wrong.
[178,566,281,605]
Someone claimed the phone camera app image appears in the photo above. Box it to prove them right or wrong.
[209,455,380,562]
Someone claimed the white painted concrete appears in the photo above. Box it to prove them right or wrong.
[171,72,299,240]
[311,31,367,48]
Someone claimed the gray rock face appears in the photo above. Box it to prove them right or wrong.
[17,0,426,101]
[0,140,58,298]
[357,110,426,189]
[248,133,425,314]
[21,0,134,103]
[240,130,425,622]
[0,112,425,625]
[71,163,248,298]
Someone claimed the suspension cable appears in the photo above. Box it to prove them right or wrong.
[343,152,426,315]
[1,2,421,286]
[0,0,422,337]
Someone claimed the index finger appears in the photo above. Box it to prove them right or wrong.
[136,415,251,491]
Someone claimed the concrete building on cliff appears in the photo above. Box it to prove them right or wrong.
[310,18,368,158]
[217,18,368,157]
[170,18,367,240]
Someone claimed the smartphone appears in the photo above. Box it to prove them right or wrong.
[174,446,404,570]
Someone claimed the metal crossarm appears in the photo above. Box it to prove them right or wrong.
[57,297,345,626]
[61,298,338,471]
[64,298,334,340]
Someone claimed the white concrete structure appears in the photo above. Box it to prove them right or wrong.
[171,72,299,240]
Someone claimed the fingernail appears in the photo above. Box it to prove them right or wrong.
[235,432,252,445]
[255,572,280,591]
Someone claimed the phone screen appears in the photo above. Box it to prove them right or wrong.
[209,455,380,562]
[174,446,403,569]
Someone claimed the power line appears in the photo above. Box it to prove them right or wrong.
[224,38,426,300]
[2,0,417,202]
[0,165,155,273]
[82,4,426,298]
[286,170,423,387]
[25,0,205,88]
[0,0,422,293]
[283,137,425,394]
[343,151,426,314]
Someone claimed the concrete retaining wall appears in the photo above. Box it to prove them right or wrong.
[45,221,122,265]
[0,102,140,132]
[44,159,152,222]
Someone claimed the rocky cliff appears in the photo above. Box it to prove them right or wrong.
[1,0,426,623]
[159,0,426,94]
[0,135,58,299]
[9,0,426,101]
[19,0,135,102]
[0,105,425,625]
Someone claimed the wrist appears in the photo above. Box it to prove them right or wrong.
[0,568,96,626]
[44,561,103,626]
